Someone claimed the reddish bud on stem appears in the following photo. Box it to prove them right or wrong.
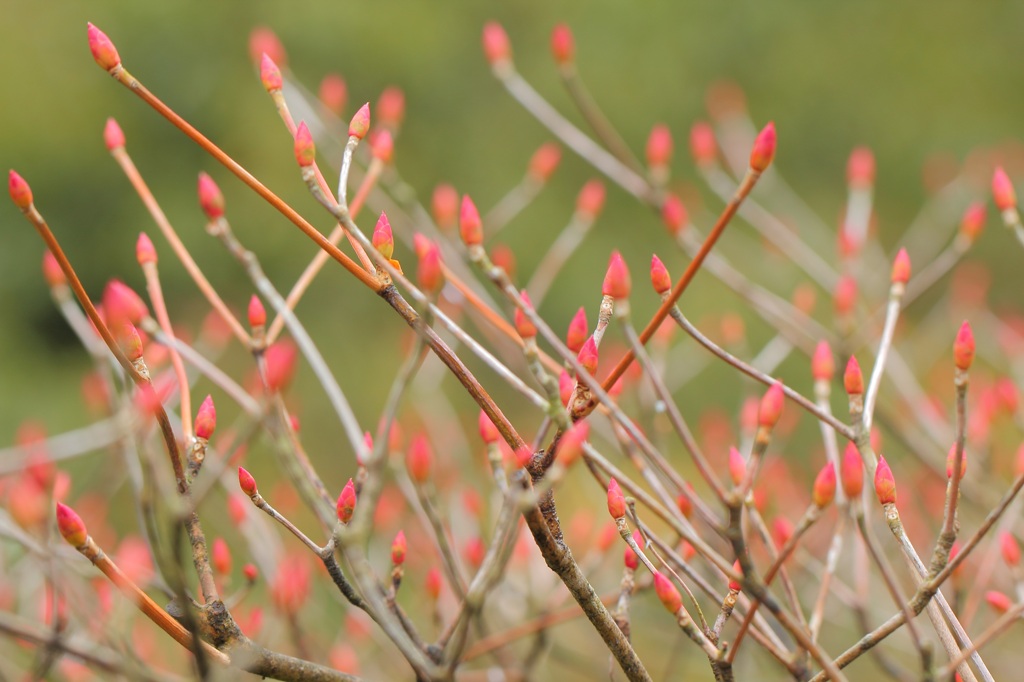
[557,420,589,467]
[238,467,258,496]
[431,184,459,230]
[646,124,673,169]
[372,212,394,260]
[946,444,967,479]
[136,233,156,265]
[661,194,688,235]
[248,295,266,328]
[689,122,717,166]
[874,456,897,505]
[417,240,443,293]
[650,254,672,295]
[371,130,394,163]
[87,23,120,71]
[602,251,631,299]
[812,340,834,382]
[478,410,500,444]
[243,564,258,582]
[833,275,857,316]
[263,341,298,391]
[985,591,1011,614]
[260,54,283,92]
[42,252,65,288]
[891,248,911,285]
[459,195,483,247]
[212,538,231,576]
[249,28,286,67]
[514,290,537,340]
[348,103,370,140]
[197,172,225,220]
[337,479,357,524]
[550,24,575,65]
[56,502,88,547]
[407,436,433,483]
[122,323,143,361]
[959,202,987,242]
[482,22,511,66]
[844,356,864,396]
[577,336,599,379]
[841,443,864,499]
[749,122,776,172]
[728,446,747,486]
[606,478,626,519]
[653,572,683,614]
[847,147,875,188]
[813,462,837,508]
[566,307,589,353]
[992,166,1017,211]
[758,382,784,429]
[728,560,743,592]
[319,74,347,115]
[104,118,125,151]
[8,170,32,210]
[528,142,561,182]
[294,122,316,167]
[391,530,407,566]
[953,321,974,371]
[194,395,216,440]
[576,179,606,219]
[1000,531,1020,567]
[425,567,443,600]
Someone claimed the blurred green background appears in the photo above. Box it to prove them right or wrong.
[2,1,1024,678]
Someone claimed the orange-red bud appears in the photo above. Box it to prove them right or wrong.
[661,193,688,235]
[841,443,863,499]
[260,54,283,92]
[482,22,511,66]
[607,478,626,519]
[337,479,357,524]
[425,567,443,600]
[846,147,875,188]
[514,290,537,340]
[891,248,911,285]
[294,122,316,167]
[238,467,258,496]
[391,530,407,566]
[550,24,574,65]
[557,420,589,467]
[985,590,1012,614]
[528,142,561,183]
[42,252,65,288]
[1000,531,1020,567]
[576,179,606,219]
[377,87,405,127]
[689,122,717,166]
[728,447,746,486]
[8,170,32,210]
[646,124,673,169]
[992,166,1017,211]
[370,130,394,163]
[478,410,500,444]
[834,275,858,317]
[417,240,443,293]
[243,564,258,582]
[197,172,225,220]
[459,195,483,247]
[813,462,836,508]
[577,336,599,379]
[653,572,682,614]
[136,232,157,265]
[318,73,347,115]
[263,340,298,391]
[812,340,834,382]
[749,122,776,172]
[104,118,125,151]
[431,184,459,230]
[566,307,589,353]
[248,295,266,328]
[122,322,144,361]
[758,382,784,429]
[946,444,967,479]
[194,395,216,440]
[56,502,88,547]
[212,538,231,576]
[959,202,987,242]
[844,356,864,396]
[87,23,120,71]
[372,212,394,260]
[650,254,672,295]
[953,321,974,371]
[728,560,743,592]
[874,456,896,505]
[602,251,631,299]
[407,436,433,484]
[348,103,370,140]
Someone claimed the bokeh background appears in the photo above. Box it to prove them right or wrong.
[2,1,1024,679]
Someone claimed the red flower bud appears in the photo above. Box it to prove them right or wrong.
[318,73,347,115]
[514,445,533,469]
[758,382,784,429]
[550,24,575,65]
[677,485,694,519]
[661,193,688,235]
[813,462,836,508]
[728,446,746,486]
[1000,530,1021,567]
[8,170,33,210]
[602,251,631,299]
[689,121,718,166]
[607,478,626,519]
[985,590,1012,614]
[890,248,911,285]
[194,395,216,440]
[946,444,967,479]
[953,321,974,371]
[348,103,370,140]
[431,184,459,230]
[425,567,443,600]
[248,295,266,328]
[575,179,606,219]
[514,290,537,340]
[482,22,511,66]
[294,122,316,167]
[337,479,357,524]
[263,340,298,392]
[528,142,561,183]
[749,122,776,172]
[417,240,443,293]
[846,147,875,188]
[42,252,65,288]
[370,130,394,163]
[243,563,258,582]
[56,502,88,547]
[728,560,743,592]
[992,166,1017,211]
[249,27,286,67]
[841,443,863,499]
[372,212,394,260]
[577,336,599,379]
[459,195,483,247]
[834,275,858,317]
[391,530,407,566]
[874,456,896,505]
[478,409,500,444]
[646,124,673,168]
[959,202,987,242]
[136,232,157,265]
[844,356,864,396]
[558,370,574,406]
[260,53,283,92]
[104,118,126,151]
[653,571,683,614]
[557,420,589,467]
[122,322,144,361]
[238,467,258,496]
[87,23,120,71]
[212,538,232,576]
[377,87,405,127]
[407,435,433,484]
[197,172,225,220]
[566,307,589,353]
[650,254,672,295]
[812,340,834,382]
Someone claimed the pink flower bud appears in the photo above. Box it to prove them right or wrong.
[238,467,258,496]
[212,538,231,576]
[992,166,1017,211]
[833,275,858,316]
[407,435,433,484]
[103,280,148,329]
[243,564,258,582]
[841,443,863,499]
[417,240,443,293]
[431,184,459,230]
[558,370,574,406]
[260,54,283,92]
[874,456,896,505]
[959,202,987,242]
[653,572,682,614]
[514,290,537,340]
[577,336,599,379]
[56,502,88,547]
[607,478,626,519]
[677,485,694,519]
[136,232,156,265]
[602,251,631,299]
[575,179,606,219]
[846,147,875,188]
[249,27,286,67]
[197,172,225,220]
[985,590,1011,614]
[370,130,394,163]
[42,252,65,288]
[377,87,405,127]
[294,122,316,168]
[1000,531,1020,567]
[844,356,864,396]
[728,447,746,486]
[425,567,443,600]
[87,23,120,71]
[946,444,967,479]
[194,395,216,440]
[248,295,266,328]
[953,321,974,371]
[348,103,370,140]
[650,254,672,295]
[890,248,911,285]
[478,410,500,444]
[646,124,673,168]
[122,322,144,361]
[459,195,483,247]
[661,194,688,235]
[372,212,394,260]
[8,170,32,210]
[812,340,834,382]
[391,530,407,566]
[556,420,589,467]
[318,73,347,115]
[482,22,511,66]
[336,479,357,524]
[689,121,717,166]
[263,340,298,392]
[550,24,575,65]
[728,560,743,592]
[104,118,125,151]
[566,307,589,353]
[813,462,836,508]
[749,122,776,172]
[758,382,784,429]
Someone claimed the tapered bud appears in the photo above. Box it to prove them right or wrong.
[550,24,574,65]
[646,124,673,168]
[371,88,404,129]
[566,307,589,353]
[834,275,857,316]
[558,370,574,406]
[249,27,286,67]
[459,195,483,246]
[846,147,875,188]
[56,502,88,547]
[557,420,589,467]
[607,478,626,519]
[959,202,987,242]
[844,356,864,396]
[728,446,746,486]
[514,290,537,339]
[602,251,631,299]
[212,538,232,575]
[260,54,283,92]
[890,248,911,285]
[874,456,896,505]
[337,479,357,524]
[773,516,794,548]
[689,122,717,166]
[197,172,225,220]
[431,184,459,229]
[391,530,407,566]
[122,323,143,361]
[469,414,497,452]
[8,170,32,209]
[1000,531,1020,567]
[813,462,837,508]
[248,295,266,328]
[294,122,316,167]
[576,179,606,218]
[136,233,156,265]
[417,240,443,293]
[992,167,1017,211]
[482,22,511,65]
[841,443,863,498]
[514,446,533,468]
[946,444,966,479]
[318,73,347,115]
[425,567,443,600]
[758,382,784,428]
[653,572,683,614]
[372,212,394,260]
[407,435,433,483]
[624,537,639,570]
[370,130,394,163]
[953,321,974,371]
[985,591,1012,614]
[650,254,672,295]
[243,564,258,582]
[749,122,776,172]
[87,23,120,71]
[263,341,298,391]
[104,118,125,151]
[812,340,834,382]
[728,560,743,592]
[42,252,65,288]
[528,142,561,183]
[577,336,599,378]
[195,395,216,440]
[238,467,258,496]
[348,103,370,140]
[661,194,688,235]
